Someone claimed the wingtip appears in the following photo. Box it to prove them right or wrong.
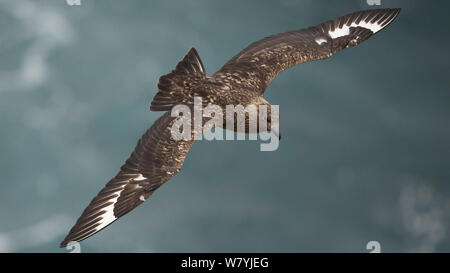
[59,233,69,248]
[60,237,83,248]
[393,8,401,16]
[59,239,71,248]
[383,8,402,27]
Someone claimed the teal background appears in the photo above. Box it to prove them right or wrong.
[0,0,449,252]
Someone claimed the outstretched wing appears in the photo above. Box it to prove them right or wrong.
[217,8,401,93]
[60,112,194,247]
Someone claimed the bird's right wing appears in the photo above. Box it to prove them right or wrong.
[217,8,401,93]
[60,111,195,247]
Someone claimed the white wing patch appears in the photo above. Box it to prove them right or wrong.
[315,37,327,45]
[95,173,146,232]
[133,174,147,181]
[95,185,126,231]
[328,20,388,39]
[329,27,351,39]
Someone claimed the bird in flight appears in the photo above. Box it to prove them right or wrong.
[60,8,401,247]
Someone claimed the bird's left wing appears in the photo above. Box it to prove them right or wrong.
[60,111,195,247]
[216,8,401,93]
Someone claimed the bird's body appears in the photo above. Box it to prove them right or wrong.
[60,8,401,247]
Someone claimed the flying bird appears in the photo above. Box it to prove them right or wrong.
[60,8,401,247]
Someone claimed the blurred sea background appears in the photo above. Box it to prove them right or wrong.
[0,0,449,252]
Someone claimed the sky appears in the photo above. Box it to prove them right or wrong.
[0,0,449,252]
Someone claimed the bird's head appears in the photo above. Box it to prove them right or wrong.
[258,97,280,140]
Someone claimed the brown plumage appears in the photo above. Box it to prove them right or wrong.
[61,8,400,247]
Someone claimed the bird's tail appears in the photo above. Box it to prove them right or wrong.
[150,47,206,111]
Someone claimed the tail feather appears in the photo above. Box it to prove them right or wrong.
[150,47,206,111]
